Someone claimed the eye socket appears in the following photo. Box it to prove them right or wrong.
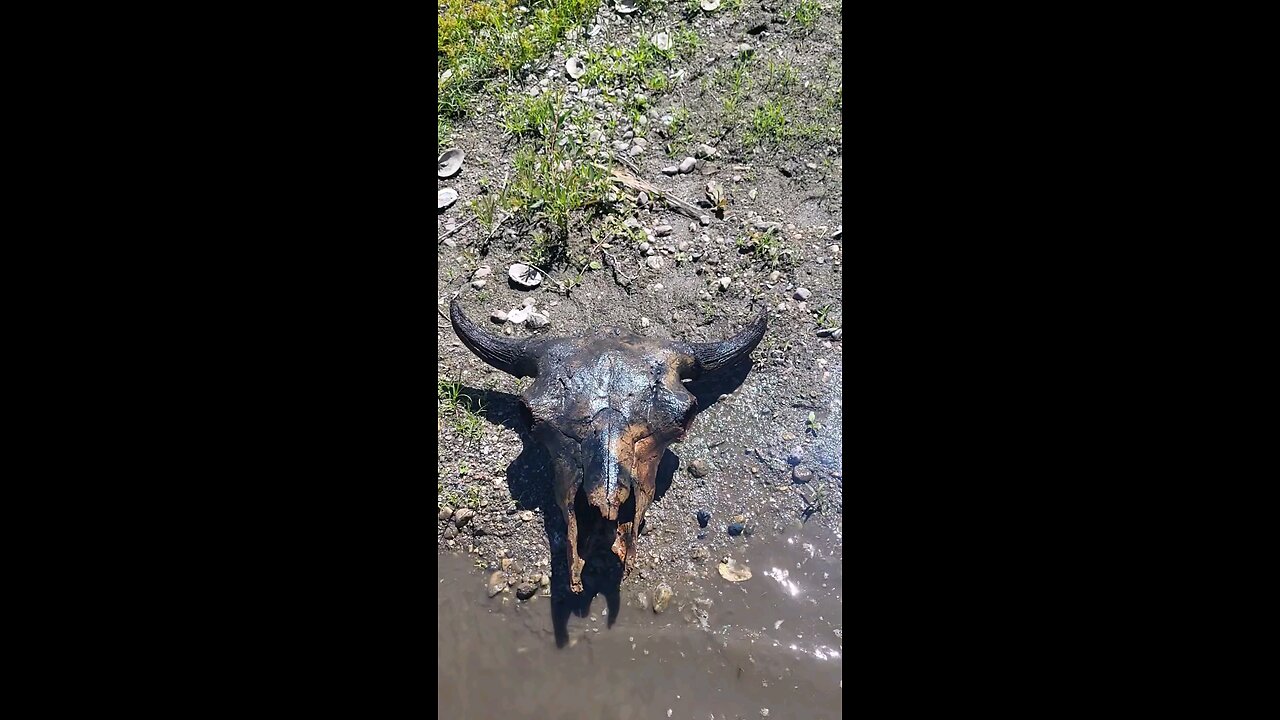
[518,397,536,427]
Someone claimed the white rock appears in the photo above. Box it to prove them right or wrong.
[507,307,531,324]
[527,312,550,328]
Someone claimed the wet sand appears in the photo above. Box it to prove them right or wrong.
[438,520,842,720]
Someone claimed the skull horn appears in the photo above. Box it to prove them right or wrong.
[449,299,543,378]
[679,308,768,374]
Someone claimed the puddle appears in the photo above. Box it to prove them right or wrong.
[438,522,842,719]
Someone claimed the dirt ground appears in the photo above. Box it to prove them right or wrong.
[437,0,842,647]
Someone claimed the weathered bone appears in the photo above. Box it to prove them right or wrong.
[449,301,767,592]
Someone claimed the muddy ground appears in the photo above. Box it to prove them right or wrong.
[438,0,841,713]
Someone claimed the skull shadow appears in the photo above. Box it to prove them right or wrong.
[455,356,753,647]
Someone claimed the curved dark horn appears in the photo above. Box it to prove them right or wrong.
[677,308,768,375]
[449,299,543,378]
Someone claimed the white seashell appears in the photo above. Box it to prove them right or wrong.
[507,263,543,288]
[438,148,465,178]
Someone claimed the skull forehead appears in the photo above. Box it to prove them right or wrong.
[525,331,692,428]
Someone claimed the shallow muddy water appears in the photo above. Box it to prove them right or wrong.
[438,521,842,720]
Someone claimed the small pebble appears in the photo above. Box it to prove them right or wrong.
[474,266,492,279]
[654,225,672,236]
[515,582,537,600]
[487,571,506,597]
[727,523,745,537]
[645,256,663,270]
[443,239,457,247]
[719,277,732,290]
[652,583,673,613]
[641,317,650,328]
[454,509,476,528]
[661,166,680,175]
[700,215,711,226]
[689,459,709,478]
[793,287,811,301]
[491,309,508,323]
[527,312,550,328]
[679,157,696,173]
[522,297,537,307]
[769,270,781,282]
[792,466,813,483]
[696,509,711,527]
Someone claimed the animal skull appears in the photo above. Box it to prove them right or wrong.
[450,300,766,592]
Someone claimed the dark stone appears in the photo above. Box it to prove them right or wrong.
[792,465,813,483]
[515,582,538,600]
[696,509,711,528]
[727,522,745,537]
[689,459,709,478]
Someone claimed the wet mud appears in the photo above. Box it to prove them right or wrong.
[438,520,842,719]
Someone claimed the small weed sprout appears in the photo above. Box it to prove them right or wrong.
[792,0,821,28]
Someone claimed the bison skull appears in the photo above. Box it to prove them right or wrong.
[450,300,766,593]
